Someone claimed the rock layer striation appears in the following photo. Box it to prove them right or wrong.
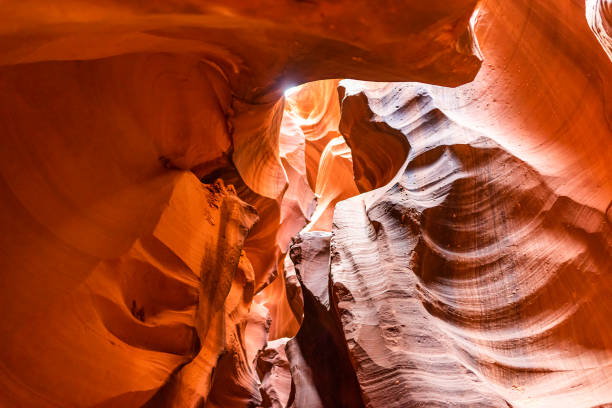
[0,0,611,407]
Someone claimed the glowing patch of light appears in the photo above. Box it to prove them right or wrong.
[284,85,300,97]
[469,6,481,29]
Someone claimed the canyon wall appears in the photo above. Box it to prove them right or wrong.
[0,0,611,407]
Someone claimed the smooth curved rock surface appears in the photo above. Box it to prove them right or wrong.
[0,0,610,406]
[284,80,343,192]
[427,0,612,213]
[305,136,360,232]
[2,0,481,199]
[330,81,612,407]
[587,0,612,61]
[338,83,410,193]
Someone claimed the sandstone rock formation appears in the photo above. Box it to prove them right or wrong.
[256,337,292,408]
[587,0,612,60]
[286,232,364,408]
[331,83,612,407]
[0,0,611,407]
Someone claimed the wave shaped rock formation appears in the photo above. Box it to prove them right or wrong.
[0,0,610,407]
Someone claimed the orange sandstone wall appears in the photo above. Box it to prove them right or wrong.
[0,0,611,407]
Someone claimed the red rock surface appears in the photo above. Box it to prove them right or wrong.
[0,0,611,407]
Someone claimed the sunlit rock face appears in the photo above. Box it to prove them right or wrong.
[331,85,612,408]
[323,0,612,406]
[587,0,612,61]
[0,0,611,407]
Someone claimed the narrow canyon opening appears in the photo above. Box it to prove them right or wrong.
[0,1,611,408]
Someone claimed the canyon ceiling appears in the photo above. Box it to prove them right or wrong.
[0,0,611,407]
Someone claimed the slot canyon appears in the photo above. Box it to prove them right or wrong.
[1,0,611,407]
